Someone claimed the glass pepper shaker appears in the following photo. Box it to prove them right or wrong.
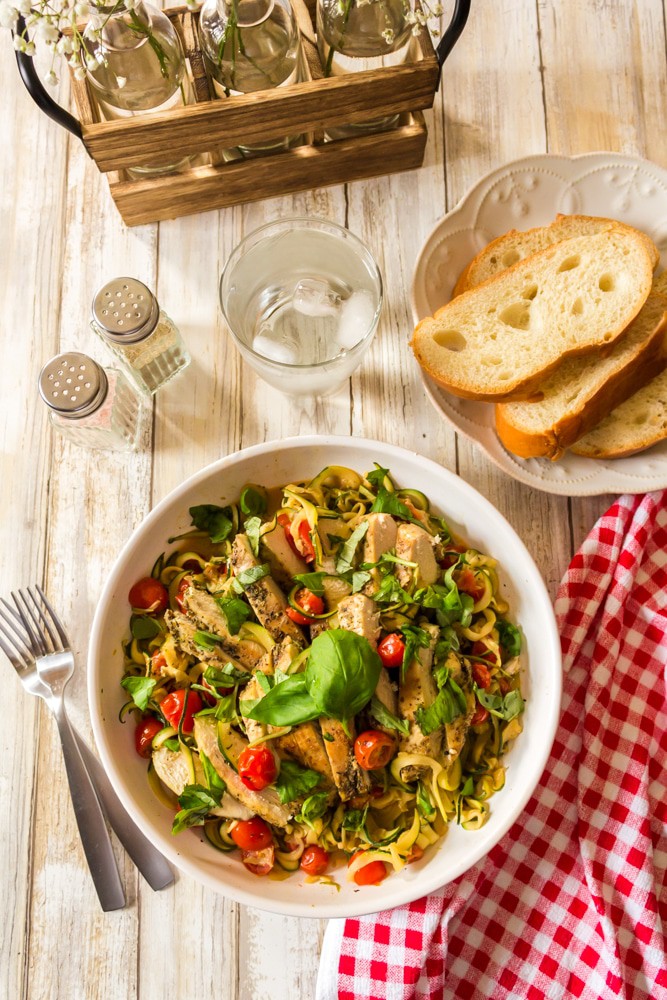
[91,277,191,395]
[38,352,143,451]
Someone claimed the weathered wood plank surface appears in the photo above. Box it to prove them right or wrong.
[1,2,664,997]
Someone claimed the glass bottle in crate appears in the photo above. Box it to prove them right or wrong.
[91,277,191,395]
[198,0,302,156]
[316,0,412,137]
[39,352,143,451]
[84,0,195,176]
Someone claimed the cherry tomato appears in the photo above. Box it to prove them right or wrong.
[134,717,162,758]
[128,577,168,614]
[377,633,406,669]
[300,845,330,876]
[471,703,490,726]
[438,543,467,569]
[277,512,301,558]
[286,588,326,625]
[455,567,486,603]
[471,662,491,689]
[407,844,424,864]
[241,845,275,876]
[160,688,203,734]
[471,640,494,662]
[354,730,395,770]
[349,850,389,886]
[174,575,191,613]
[238,744,278,791]
[297,519,316,562]
[231,816,273,851]
[150,650,167,674]
[497,676,512,696]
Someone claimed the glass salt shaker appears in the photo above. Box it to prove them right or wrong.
[91,277,191,395]
[38,352,143,451]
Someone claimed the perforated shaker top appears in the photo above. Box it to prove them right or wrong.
[92,277,160,344]
[38,353,108,417]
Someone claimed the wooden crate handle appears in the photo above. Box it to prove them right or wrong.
[436,0,471,69]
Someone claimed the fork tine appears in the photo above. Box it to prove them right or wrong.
[35,585,69,647]
[0,615,30,666]
[11,591,48,656]
[26,586,60,651]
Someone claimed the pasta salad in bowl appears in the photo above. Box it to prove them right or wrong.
[88,437,561,917]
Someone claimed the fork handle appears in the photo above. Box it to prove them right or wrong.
[53,706,126,911]
[75,737,174,892]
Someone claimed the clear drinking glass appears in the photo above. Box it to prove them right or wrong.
[84,1,195,175]
[219,218,383,396]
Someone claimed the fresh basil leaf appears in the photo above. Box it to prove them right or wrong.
[199,750,226,795]
[214,596,251,635]
[239,486,267,517]
[295,791,330,825]
[131,615,162,641]
[189,504,234,544]
[244,517,262,557]
[172,782,223,834]
[305,629,381,721]
[371,573,415,606]
[474,687,523,721]
[274,759,322,804]
[293,571,328,596]
[246,673,320,727]
[236,564,270,589]
[341,804,368,832]
[365,465,391,490]
[417,582,474,628]
[416,781,436,820]
[203,663,248,687]
[121,675,157,712]
[351,570,372,593]
[415,676,466,735]
[400,623,432,678]
[503,689,524,721]
[369,695,410,736]
[213,691,238,722]
[163,737,180,752]
[496,619,522,658]
[255,672,271,695]
[193,629,224,651]
[461,775,475,797]
[335,521,369,575]
[370,487,412,521]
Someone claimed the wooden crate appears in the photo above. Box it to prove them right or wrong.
[67,2,441,225]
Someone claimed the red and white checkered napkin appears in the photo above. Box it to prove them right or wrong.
[316,491,667,1000]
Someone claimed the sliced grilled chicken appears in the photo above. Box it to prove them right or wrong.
[238,674,269,744]
[194,717,292,827]
[260,520,308,590]
[230,534,306,645]
[152,746,254,820]
[398,623,442,780]
[362,512,398,595]
[314,552,352,609]
[443,655,475,767]
[164,609,260,673]
[369,667,399,736]
[395,523,439,591]
[336,593,381,646]
[319,717,370,800]
[181,586,268,668]
[276,724,336,786]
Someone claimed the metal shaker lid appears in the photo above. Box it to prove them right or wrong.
[92,277,159,344]
[38,352,108,418]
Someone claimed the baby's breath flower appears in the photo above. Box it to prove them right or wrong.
[381,27,394,43]
[0,1,18,28]
[45,68,58,85]
[73,64,86,79]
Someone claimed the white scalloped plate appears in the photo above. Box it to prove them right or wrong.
[410,152,667,496]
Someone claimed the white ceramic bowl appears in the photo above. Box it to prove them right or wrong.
[88,436,562,918]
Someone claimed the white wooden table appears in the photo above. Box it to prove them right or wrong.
[2,2,664,996]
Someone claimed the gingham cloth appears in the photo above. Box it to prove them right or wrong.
[316,491,667,1000]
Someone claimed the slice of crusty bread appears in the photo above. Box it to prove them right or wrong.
[454,215,659,294]
[410,228,655,401]
[494,290,667,459]
[571,367,667,458]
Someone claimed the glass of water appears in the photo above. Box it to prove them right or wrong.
[219,218,383,396]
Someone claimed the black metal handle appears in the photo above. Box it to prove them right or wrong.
[436,0,471,68]
[14,16,85,143]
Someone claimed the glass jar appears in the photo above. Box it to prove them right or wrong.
[91,277,191,395]
[39,353,143,451]
[198,0,302,156]
[316,0,412,137]
[84,1,195,176]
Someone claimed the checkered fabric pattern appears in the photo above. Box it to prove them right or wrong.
[318,491,667,1000]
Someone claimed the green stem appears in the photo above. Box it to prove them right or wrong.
[127,8,170,79]
[324,0,354,77]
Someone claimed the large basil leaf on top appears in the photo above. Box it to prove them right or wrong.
[305,629,381,721]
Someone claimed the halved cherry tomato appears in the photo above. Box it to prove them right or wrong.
[241,845,275,876]
[471,662,491,689]
[277,512,301,558]
[438,543,467,569]
[407,844,424,864]
[297,519,316,562]
[128,577,168,614]
[231,816,273,851]
[471,640,494,662]
[455,567,485,603]
[238,744,278,791]
[377,633,405,669]
[354,730,395,770]
[497,676,511,696]
[300,845,330,876]
[349,850,388,886]
[135,717,162,757]
[286,588,325,625]
[160,688,203,734]
[174,575,191,613]
[471,703,490,726]
[150,650,167,674]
